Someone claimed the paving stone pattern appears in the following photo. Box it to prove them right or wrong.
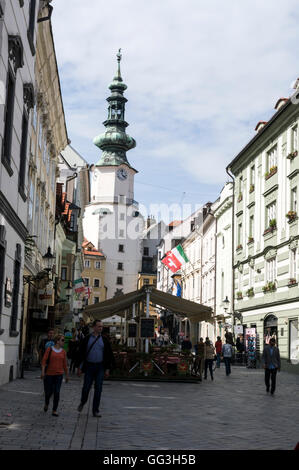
[0,366,298,450]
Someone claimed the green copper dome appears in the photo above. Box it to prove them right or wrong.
[93,49,136,167]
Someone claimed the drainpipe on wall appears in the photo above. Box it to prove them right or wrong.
[226,167,235,331]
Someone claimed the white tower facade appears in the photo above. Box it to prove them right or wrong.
[83,51,143,299]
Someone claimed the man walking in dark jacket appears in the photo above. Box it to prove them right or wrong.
[262,337,281,395]
[77,320,115,417]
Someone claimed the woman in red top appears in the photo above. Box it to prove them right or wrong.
[215,337,223,369]
[41,334,69,416]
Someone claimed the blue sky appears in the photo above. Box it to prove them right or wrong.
[52,0,299,220]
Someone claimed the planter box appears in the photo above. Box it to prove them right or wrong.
[265,167,277,180]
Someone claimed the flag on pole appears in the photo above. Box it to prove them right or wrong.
[161,244,189,273]
[85,286,92,299]
[74,278,85,293]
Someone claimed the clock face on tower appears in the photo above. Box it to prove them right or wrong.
[117,168,128,181]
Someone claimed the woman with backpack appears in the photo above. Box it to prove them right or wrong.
[41,334,69,416]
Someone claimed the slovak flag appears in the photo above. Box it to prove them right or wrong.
[161,244,189,273]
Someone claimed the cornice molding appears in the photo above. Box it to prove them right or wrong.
[263,184,279,198]
[0,192,28,242]
[233,235,299,269]
[287,169,299,180]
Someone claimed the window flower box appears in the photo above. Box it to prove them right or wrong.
[237,193,243,203]
[263,219,277,235]
[236,291,243,300]
[249,184,255,193]
[286,211,297,223]
[288,278,297,287]
[247,287,254,298]
[236,244,243,251]
[265,166,277,180]
[247,237,254,245]
[262,282,276,293]
[287,150,298,160]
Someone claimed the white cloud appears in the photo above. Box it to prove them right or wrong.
[52,0,299,192]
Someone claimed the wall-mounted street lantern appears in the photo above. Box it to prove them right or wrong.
[42,246,55,275]
[223,296,230,313]
[23,246,55,285]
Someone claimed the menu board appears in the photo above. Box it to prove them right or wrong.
[140,318,155,338]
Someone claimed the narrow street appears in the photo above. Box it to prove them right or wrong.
[0,366,298,450]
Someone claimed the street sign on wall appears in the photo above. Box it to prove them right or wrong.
[140,318,155,338]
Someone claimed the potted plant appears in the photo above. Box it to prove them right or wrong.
[237,193,243,203]
[247,287,254,297]
[269,218,277,229]
[236,291,243,300]
[288,278,297,286]
[262,281,276,293]
[287,150,298,160]
[236,244,243,251]
[286,211,297,223]
[248,236,254,244]
[249,184,255,193]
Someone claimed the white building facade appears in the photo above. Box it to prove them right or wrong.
[214,183,233,340]
[0,0,38,385]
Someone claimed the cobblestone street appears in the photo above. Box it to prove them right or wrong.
[0,365,298,450]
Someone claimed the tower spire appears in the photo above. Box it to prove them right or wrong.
[93,50,136,167]
[116,48,122,80]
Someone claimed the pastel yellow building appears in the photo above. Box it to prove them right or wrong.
[82,239,106,314]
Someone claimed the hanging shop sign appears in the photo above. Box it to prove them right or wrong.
[234,325,244,335]
[38,285,54,306]
[5,278,12,308]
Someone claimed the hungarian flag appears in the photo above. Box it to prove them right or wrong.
[74,278,85,293]
[162,244,189,273]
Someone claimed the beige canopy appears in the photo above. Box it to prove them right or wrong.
[84,286,213,324]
